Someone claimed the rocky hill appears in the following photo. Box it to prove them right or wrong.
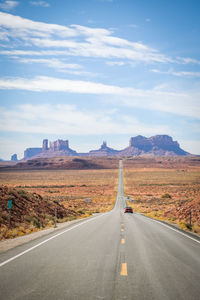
[0,185,79,239]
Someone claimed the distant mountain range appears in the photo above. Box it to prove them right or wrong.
[20,135,189,160]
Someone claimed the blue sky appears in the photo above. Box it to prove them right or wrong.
[0,0,199,159]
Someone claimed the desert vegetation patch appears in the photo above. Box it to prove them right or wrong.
[0,168,118,239]
[123,157,200,235]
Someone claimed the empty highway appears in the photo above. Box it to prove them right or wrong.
[0,161,200,299]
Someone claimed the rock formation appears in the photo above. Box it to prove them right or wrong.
[120,135,188,156]
[11,154,18,161]
[42,139,48,151]
[22,135,189,160]
[89,141,119,156]
[24,139,77,159]
[24,147,42,160]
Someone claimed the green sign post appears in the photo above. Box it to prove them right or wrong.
[8,200,12,227]
[8,200,12,210]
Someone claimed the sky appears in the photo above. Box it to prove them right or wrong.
[0,0,200,159]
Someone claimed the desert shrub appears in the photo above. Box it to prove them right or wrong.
[9,189,20,198]
[161,193,172,199]
[5,194,16,202]
[24,215,33,223]
[5,228,19,239]
[78,209,85,214]
[17,189,29,199]
[1,211,9,221]
[179,221,193,232]
[185,223,192,230]
[24,215,42,228]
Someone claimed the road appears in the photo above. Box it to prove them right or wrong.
[0,161,200,299]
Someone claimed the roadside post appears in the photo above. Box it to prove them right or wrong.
[190,209,192,226]
[8,200,12,227]
[54,207,57,228]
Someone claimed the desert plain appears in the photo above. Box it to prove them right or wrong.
[0,156,200,239]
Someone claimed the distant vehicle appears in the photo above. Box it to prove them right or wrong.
[124,207,133,213]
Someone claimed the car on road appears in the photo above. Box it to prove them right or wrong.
[124,207,133,213]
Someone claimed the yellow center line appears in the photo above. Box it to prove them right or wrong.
[120,263,128,276]
[121,228,124,232]
[121,223,124,226]
[121,238,125,244]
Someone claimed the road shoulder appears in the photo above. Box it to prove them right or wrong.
[0,214,101,254]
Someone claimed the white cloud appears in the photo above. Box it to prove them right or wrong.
[0,76,199,119]
[0,103,169,136]
[20,58,81,68]
[177,57,200,65]
[17,57,96,76]
[30,36,172,63]
[30,1,49,7]
[0,12,77,37]
[0,12,199,68]
[106,61,125,66]
[0,50,68,56]
[0,1,18,11]
[0,12,173,64]
[152,68,200,78]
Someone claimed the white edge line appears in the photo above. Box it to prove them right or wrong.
[0,213,108,268]
[137,213,200,245]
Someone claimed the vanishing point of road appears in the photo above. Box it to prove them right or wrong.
[0,161,200,299]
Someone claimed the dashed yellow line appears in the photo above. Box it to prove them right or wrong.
[121,238,125,244]
[120,263,128,276]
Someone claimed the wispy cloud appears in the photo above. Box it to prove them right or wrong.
[0,12,173,64]
[0,50,69,56]
[0,1,18,11]
[152,68,200,77]
[17,58,95,75]
[177,57,200,65]
[0,12,199,67]
[0,12,77,38]
[30,1,49,7]
[19,58,81,70]
[0,103,169,136]
[106,61,125,66]
[18,57,96,76]
[0,76,199,119]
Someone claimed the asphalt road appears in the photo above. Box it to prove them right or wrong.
[0,161,200,300]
